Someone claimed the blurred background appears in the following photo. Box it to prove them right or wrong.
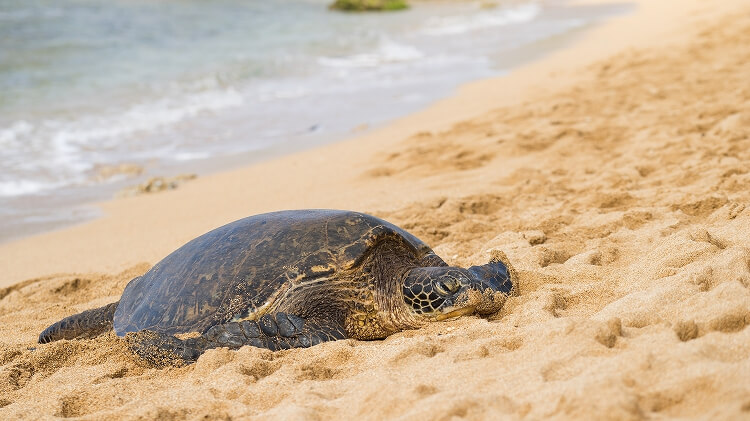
[0,0,628,242]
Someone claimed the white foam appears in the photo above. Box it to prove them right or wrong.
[0,86,244,197]
[257,85,310,102]
[173,151,211,161]
[0,179,59,197]
[422,3,541,36]
[0,120,33,145]
[49,88,244,147]
[317,39,424,69]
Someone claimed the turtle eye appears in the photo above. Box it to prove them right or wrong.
[434,278,460,295]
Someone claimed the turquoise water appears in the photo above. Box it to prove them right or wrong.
[0,0,629,242]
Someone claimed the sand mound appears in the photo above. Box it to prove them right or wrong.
[2,4,750,421]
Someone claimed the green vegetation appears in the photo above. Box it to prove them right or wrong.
[329,0,409,12]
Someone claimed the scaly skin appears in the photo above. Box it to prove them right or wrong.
[39,302,119,343]
[126,313,347,366]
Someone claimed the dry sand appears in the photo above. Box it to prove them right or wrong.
[2,0,750,419]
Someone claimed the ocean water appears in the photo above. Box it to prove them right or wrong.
[0,0,629,243]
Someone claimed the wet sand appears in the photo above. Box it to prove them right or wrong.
[2,0,750,419]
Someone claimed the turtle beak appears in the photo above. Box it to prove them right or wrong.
[433,287,480,320]
[434,305,477,321]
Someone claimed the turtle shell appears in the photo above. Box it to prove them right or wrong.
[113,209,432,336]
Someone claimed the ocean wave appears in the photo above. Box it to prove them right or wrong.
[0,87,244,197]
[257,85,311,102]
[0,120,33,145]
[0,179,61,197]
[422,3,541,36]
[48,88,244,147]
[173,151,211,162]
[317,39,424,69]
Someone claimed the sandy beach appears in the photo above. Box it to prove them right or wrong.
[2,0,750,419]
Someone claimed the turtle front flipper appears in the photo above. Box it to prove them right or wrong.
[126,313,347,366]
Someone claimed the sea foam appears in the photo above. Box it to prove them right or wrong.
[422,3,541,36]
[0,87,244,197]
[317,39,424,69]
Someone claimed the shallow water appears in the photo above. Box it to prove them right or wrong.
[0,0,629,242]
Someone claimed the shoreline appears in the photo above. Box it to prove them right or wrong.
[0,0,619,247]
[0,0,713,287]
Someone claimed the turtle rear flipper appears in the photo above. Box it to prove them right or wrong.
[126,313,347,366]
[39,301,119,343]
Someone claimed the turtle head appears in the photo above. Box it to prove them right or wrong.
[401,251,516,321]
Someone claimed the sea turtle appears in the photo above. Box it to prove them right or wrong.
[39,210,516,365]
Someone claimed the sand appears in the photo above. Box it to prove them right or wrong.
[2,0,750,419]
